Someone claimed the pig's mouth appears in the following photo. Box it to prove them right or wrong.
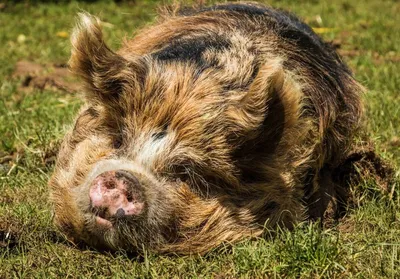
[89,169,146,228]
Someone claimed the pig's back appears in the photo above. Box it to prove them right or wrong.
[120,2,362,165]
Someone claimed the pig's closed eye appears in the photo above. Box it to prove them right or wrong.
[153,130,167,140]
[113,137,123,149]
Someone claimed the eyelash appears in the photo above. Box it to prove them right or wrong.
[153,130,167,140]
[112,126,167,149]
[113,136,123,149]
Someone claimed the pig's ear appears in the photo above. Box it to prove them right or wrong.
[227,59,301,141]
[69,13,140,102]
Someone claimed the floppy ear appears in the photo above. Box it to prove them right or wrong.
[69,13,143,103]
[226,59,302,143]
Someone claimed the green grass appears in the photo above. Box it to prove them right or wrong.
[0,0,399,278]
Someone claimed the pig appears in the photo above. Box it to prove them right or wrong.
[49,2,364,254]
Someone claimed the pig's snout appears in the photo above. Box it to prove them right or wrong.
[89,170,145,225]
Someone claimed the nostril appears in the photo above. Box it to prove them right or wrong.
[115,208,125,218]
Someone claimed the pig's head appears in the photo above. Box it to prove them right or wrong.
[49,13,303,254]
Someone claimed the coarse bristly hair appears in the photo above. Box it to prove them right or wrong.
[49,2,377,255]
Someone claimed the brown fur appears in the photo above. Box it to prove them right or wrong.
[49,3,367,254]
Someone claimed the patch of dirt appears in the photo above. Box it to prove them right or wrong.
[337,218,356,234]
[13,60,81,93]
[336,48,400,65]
[309,141,396,227]
[389,137,400,148]
[0,149,24,175]
[338,142,395,194]
[0,217,22,250]
[329,140,396,221]
[327,32,400,65]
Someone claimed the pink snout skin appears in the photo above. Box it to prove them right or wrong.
[89,171,144,227]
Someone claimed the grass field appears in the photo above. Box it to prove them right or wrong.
[0,0,399,278]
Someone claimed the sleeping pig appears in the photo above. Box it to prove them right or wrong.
[49,2,363,254]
